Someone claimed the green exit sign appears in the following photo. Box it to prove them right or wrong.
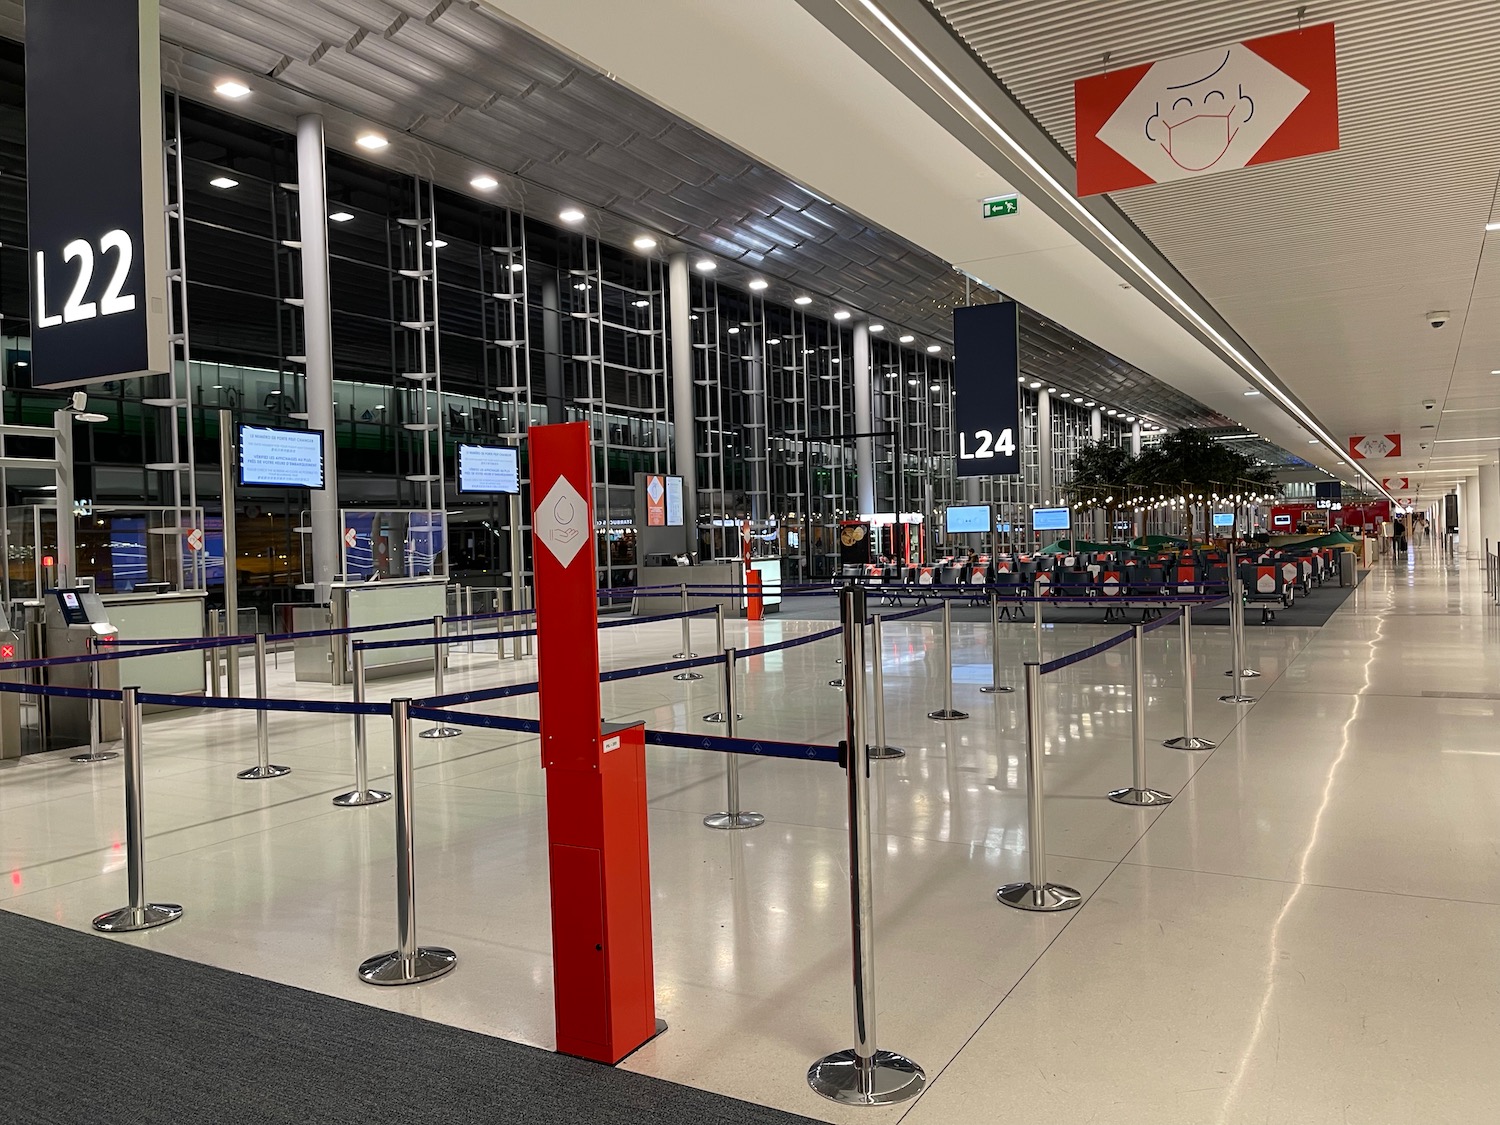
[982,194,1019,218]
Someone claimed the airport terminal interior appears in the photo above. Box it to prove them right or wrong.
[2,2,1498,1123]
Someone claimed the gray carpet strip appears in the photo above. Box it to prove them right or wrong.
[0,910,823,1125]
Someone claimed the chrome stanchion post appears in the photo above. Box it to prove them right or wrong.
[927,597,968,720]
[868,613,905,759]
[238,633,291,778]
[979,589,1013,695]
[704,648,764,830]
[359,699,457,986]
[1033,576,1044,661]
[71,635,119,763]
[334,645,390,807]
[93,686,183,932]
[419,615,462,739]
[809,586,925,1106]
[702,605,740,722]
[1220,577,1256,704]
[1162,607,1217,750]
[997,663,1083,912]
[672,583,697,658]
[206,610,221,698]
[1109,625,1172,807]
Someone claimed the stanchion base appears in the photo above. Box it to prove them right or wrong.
[672,672,705,682]
[358,946,458,986]
[92,902,183,932]
[701,711,745,724]
[70,751,120,763]
[1218,693,1256,704]
[672,651,698,660]
[996,881,1082,912]
[868,744,906,760]
[1162,736,1217,751]
[928,708,970,721]
[419,726,463,739]
[1224,668,1263,678]
[703,811,765,830]
[236,763,292,780]
[979,684,1014,694]
[1108,786,1173,807]
[332,788,392,807]
[807,1049,925,1106]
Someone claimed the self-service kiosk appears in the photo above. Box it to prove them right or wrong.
[43,587,121,752]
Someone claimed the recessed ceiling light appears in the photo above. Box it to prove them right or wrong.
[749,279,769,291]
[215,80,250,99]
[633,236,657,250]
[1488,222,1500,232]
[695,259,716,272]
[1126,415,1137,422]
[899,334,915,343]
[794,296,812,305]
[329,211,354,223]
[471,174,499,191]
[1047,387,1057,393]
[1106,408,1117,415]
[1243,389,1261,396]
[1029,381,1041,389]
[1309,439,1318,444]
[727,327,740,335]
[927,344,941,353]
[869,324,885,333]
[559,208,585,223]
[834,310,851,321]
[1084,400,1095,407]
[209,176,238,189]
[356,132,388,150]
[1059,392,1071,399]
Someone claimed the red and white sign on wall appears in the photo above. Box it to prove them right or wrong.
[1074,23,1339,197]
[1382,477,1409,491]
[1349,434,1402,459]
[185,528,204,552]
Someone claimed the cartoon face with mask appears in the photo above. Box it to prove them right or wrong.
[1094,41,1310,187]
[1144,51,1255,172]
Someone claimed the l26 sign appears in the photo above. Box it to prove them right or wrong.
[1074,23,1339,197]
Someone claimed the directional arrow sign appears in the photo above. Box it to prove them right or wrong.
[982,194,1019,218]
[185,528,204,552]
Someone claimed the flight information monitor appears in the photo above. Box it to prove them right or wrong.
[237,424,325,490]
[944,505,991,534]
[1212,513,1235,528]
[1032,507,1070,532]
[457,444,520,494]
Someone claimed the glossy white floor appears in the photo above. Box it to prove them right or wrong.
[4,550,1498,1124]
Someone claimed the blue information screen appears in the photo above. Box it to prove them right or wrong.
[944,505,991,533]
[1032,507,1071,532]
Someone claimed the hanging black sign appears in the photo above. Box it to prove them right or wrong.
[25,0,170,388]
[953,302,1021,477]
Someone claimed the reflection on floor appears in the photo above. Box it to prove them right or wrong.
[3,544,1497,1125]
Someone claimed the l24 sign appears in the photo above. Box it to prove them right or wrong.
[1074,23,1339,197]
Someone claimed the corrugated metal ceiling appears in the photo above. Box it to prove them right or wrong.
[932,0,1500,486]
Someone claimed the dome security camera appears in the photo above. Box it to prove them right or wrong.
[1426,310,1451,328]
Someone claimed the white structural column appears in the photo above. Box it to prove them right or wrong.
[667,254,699,552]
[1462,473,1480,560]
[297,115,340,598]
[1131,419,1142,457]
[852,320,875,515]
[1091,407,1104,540]
[1036,389,1053,504]
[1479,463,1500,565]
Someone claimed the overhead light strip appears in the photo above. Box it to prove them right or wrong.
[849,0,1391,501]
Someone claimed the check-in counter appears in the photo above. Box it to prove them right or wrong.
[632,562,742,619]
[311,578,449,684]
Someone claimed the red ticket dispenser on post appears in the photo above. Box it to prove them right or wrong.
[530,422,658,1063]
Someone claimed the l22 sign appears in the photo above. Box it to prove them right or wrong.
[1074,23,1339,197]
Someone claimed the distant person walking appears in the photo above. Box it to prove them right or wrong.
[1393,516,1407,557]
